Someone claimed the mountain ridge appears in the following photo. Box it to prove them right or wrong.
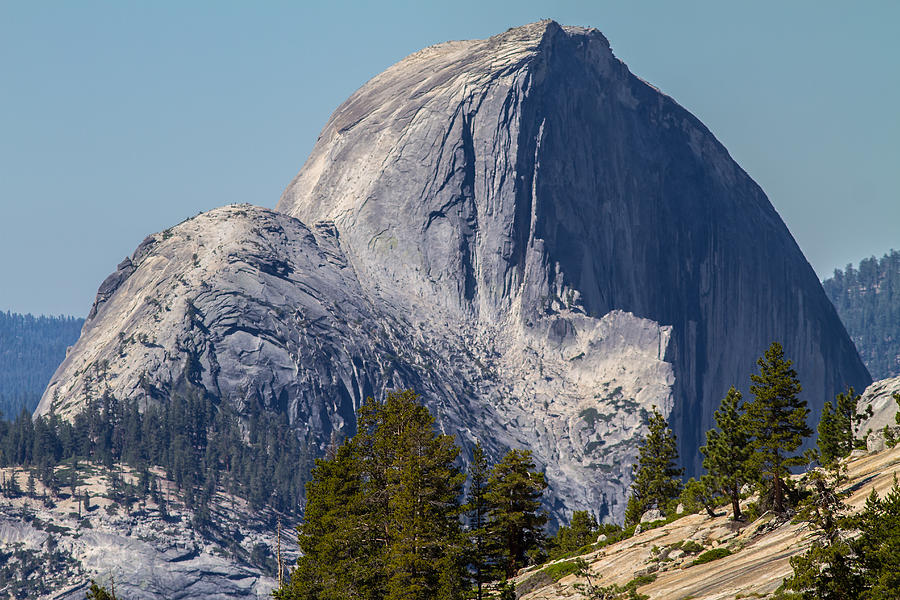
[38,21,869,525]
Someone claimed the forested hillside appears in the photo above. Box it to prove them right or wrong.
[0,311,83,418]
[824,250,900,379]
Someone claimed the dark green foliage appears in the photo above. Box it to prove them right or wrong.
[465,442,493,599]
[485,448,548,578]
[783,466,860,599]
[625,407,683,525]
[0,390,310,516]
[542,559,581,581]
[744,342,812,514]
[0,311,83,419]
[823,250,900,379]
[785,468,900,599]
[691,547,732,566]
[818,387,868,465]
[679,476,719,518]
[85,580,120,599]
[276,390,465,600]
[548,510,599,559]
[851,479,900,598]
[701,386,751,520]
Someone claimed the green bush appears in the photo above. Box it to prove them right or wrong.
[681,540,704,554]
[542,560,580,581]
[691,547,732,566]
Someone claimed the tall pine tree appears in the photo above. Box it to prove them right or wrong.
[485,449,548,579]
[465,442,493,600]
[625,407,683,525]
[744,342,812,514]
[701,387,751,520]
[276,390,465,600]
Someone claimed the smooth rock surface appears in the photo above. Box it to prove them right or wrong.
[278,20,869,471]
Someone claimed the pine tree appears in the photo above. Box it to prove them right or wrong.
[818,387,867,465]
[625,407,683,525]
[784,465,860,599]
[850,477,900,597]
[549,510,599,558]
[485,448,548,579]
[465,442,493,600]
[85,579,120,599]
[701,387,751,520]
[744,342,812,514]
[276,390,465,600]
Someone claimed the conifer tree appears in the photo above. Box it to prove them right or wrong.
[625,407,683,525]
[277,390,465,600]
[784,465,860,599]
[465,442,493,600]
[744,342,812,514]
[818,386,868,465]
[701,387,751,520]
[85,579,120,600]
[485,448,548,579]
[549,510,598,558]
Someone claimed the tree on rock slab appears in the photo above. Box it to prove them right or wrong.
[625,407,683,525]
[818,386,869,465]
[744,341,812,514]
[701,386,751,520]
[485,448,548,579]
[275,389,466,600]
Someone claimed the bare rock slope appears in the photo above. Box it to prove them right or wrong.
[41,21,868,524]
[515,443,900,600]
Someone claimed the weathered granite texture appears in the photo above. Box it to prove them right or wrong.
[0,465,291,600]
[40,22,869,530]
[856,376,900,452]
[38,204,674,523]
[277,20,870,469]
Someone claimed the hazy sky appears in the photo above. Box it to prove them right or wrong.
[1,1,897,316]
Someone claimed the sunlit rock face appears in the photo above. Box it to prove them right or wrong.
[277,21,869,471]
[41,21,869,525]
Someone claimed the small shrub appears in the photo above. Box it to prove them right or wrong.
[543,560,580,581]
[628,573,658,587]
[691,547,732,566]
[681,540,704,554]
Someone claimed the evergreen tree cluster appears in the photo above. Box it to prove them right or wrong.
[0,311,83,418]
[0,390,310,517]
[274,390,549,600]
[823,249,900,379]
[784,468,900,599]
[817,386,870,465]
[627,342,816,521]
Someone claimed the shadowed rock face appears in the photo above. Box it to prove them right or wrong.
[278,20,869,470]
[41,21,868,530]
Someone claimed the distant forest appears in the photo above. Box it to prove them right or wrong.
[0,311,83,419]
[823,249,900,380]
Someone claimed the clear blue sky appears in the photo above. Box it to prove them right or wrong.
[1,1,897,316]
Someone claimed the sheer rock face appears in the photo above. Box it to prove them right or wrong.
[278,20,869,469]
[40,22,868,527]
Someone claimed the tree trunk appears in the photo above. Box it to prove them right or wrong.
[731,488,742,521]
